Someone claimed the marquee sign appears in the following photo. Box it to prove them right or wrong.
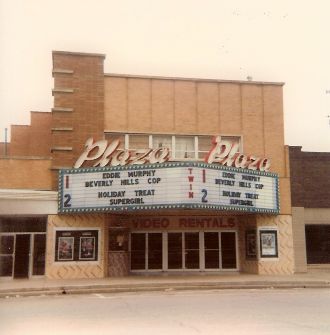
[58,162,279,214]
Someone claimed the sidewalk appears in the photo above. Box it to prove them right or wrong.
[1,271,330,298]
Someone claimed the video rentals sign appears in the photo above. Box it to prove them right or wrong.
[58,162,279,214]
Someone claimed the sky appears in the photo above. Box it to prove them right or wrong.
[0,0,329,151]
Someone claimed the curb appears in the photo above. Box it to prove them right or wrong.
[1,281,330,298]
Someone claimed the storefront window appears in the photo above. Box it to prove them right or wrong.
[306,225,330,264]
[0,235,14,254]
[0,235,14,277]
[0,255,13,277]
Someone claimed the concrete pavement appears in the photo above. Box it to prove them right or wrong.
[1,270,330,298]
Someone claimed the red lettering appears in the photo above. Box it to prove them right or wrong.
[161,218,170,228]
[179,218,187,227]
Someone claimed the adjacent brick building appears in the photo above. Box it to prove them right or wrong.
[290,146,330,271]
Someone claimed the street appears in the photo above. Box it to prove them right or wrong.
[1,288,330,335]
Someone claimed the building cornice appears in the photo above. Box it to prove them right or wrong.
[104,73,285,86]
[53,50,106,58]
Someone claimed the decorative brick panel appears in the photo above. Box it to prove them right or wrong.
[257,215,295,275]
[46,214,106,279]
[108,252,129,276]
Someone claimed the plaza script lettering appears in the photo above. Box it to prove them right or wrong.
[205,136,271,171]
[74,138,170,168]
[74,136,271,171]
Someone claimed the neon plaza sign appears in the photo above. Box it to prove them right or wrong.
[58,136,278,214]
[74,136,271,172]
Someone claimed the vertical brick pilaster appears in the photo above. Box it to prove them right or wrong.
[51,51,106,189]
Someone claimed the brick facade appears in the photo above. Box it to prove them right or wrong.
[289,146,330,208]
[51,51,106,188]
[9,112,51,157]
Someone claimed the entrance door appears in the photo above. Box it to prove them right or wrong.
[131,233,163,270]
[130,231,237,272]
[204,232,220,269]
[168,233,183,269]
[148,233,162,270]
[130,233,146,270]
[32,234,46,276]
[184,232,200,269]
[221,232,237,269]
[14,234,30,278]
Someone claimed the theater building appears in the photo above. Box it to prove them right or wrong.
[0,51,294,280]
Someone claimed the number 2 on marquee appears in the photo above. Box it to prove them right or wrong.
[64,194,72,207]
[201,189,208,203]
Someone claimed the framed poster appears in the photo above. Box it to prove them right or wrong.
[79,237,95,260]
[58,237,74,261]
[259,230,278,258]
[245,230,257,259]
[55,230,98,262]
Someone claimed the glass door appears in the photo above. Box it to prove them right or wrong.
[14,234,31,278]
[184,232,200,269]
[204,232,220,269]
[221,232,237,269]
[130,233,163,271]
[168,233,183,269]
[32,234,46,276]
[148,233,162,270]
[130,233,146,270]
